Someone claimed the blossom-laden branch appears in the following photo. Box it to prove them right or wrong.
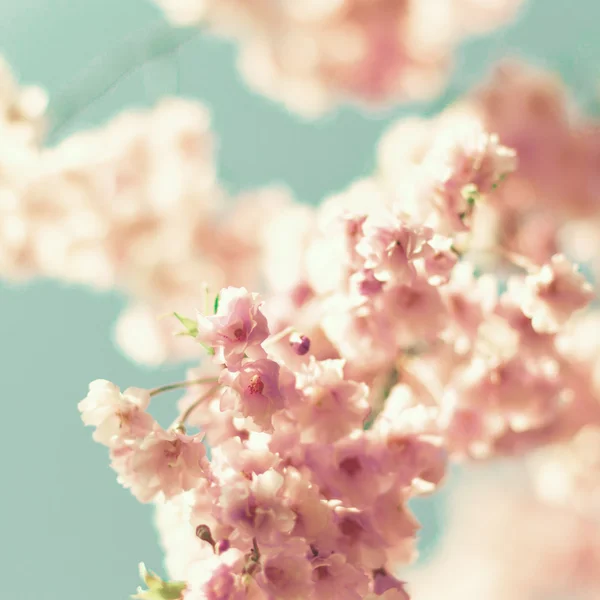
[77,107,599,598]
[69,57,600,600]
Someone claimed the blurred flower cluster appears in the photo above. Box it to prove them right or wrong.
[2,1,600,597]
[154,0,523,115]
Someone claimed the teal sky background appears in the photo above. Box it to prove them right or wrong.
[1,1,600,599]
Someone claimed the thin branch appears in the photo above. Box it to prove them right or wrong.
[172,383,220,429]
[150,377,218,397]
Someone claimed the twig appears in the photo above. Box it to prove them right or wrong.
[150,377,218,397]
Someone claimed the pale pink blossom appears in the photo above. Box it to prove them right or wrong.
[384,277,448,347]
[283,468,331,542]
[112,428,209,503]
[216,435,279,480]
[356,215,433,284]
[509,254,594,333]
[311,552,369,600]
[291,358,370,443]
[184,549,246,600]
[218,469,296,545]
[332,505,388,570]
[304,433,390,507]
[320,299,398,375]
[219,359,284,430]
[183,394,250,448]
[422,235,458,286]
[197,287,269,368]
[78,380,153,447]
[370,491,420,565]
[425,116,517,232]
[255,540,313,600]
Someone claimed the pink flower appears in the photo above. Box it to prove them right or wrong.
[78,380,153,447]
[305,433,390,508]
[111,428,208,503]
[283,468,332,542]
[425,116,517,231]
[332,505,389,570]
[384,277,448,346]
[370,492,420,565]
[379,432,447,492]
[256,540,313,600]
[422,235,458,285]
[220,359,284,430]
[291,359,370,443]
[412,110,516,234]
[311,552,369,600]
[356,216,433,284]
[443,356,567,457]
[184,549,246,600]
[217,436,279,479]
[321,300,398,374]
[197,287,269,368]
[218,469,296,546]
[510,254,594,333]
[183,394,251,448]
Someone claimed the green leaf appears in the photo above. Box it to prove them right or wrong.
[133,564,186,600]
[173,312,215,355]
[213,293,220,314]
[173,312,198,337]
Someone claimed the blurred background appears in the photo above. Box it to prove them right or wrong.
[1,1,600,598]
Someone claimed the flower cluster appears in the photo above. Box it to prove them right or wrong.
[81,287,443,598]
[2,16,600,597]
[77,108,600,597]
[391,60,600,270]
[152,0,523,115]
[260,108,600,459]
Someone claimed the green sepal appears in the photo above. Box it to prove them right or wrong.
[132,564,186,600]
[173,312,215,355]
[173,312,198,337]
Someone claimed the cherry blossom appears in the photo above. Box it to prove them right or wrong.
[111,428,209,503]
[509,254,594,333]
[197,287,270,368]
[78,380,153,447]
